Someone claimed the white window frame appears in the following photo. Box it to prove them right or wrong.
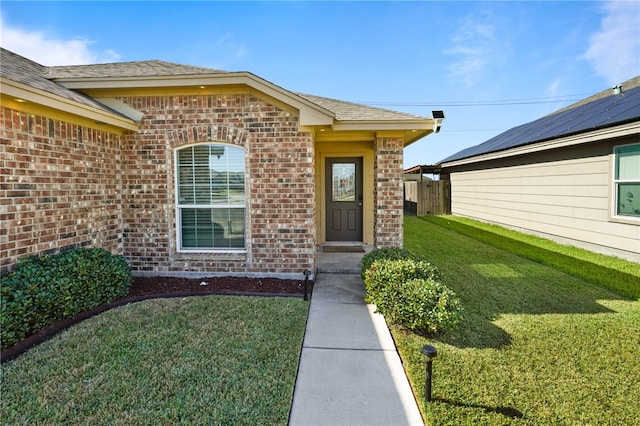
[612,142,640,222]
[174,143,247,253]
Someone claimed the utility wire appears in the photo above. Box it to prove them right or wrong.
[443,128,506,132]
[359,93,593,107]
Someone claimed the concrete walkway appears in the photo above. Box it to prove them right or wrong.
[288,251,424,426]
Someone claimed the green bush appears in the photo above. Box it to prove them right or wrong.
[1,248,131,349]
[364,257,461,334]
[363,256,440,304]
[359,247,424,279]
[382,277,462,334]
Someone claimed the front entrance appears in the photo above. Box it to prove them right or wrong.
[325,157,363,241]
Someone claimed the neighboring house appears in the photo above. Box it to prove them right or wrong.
[440,76,640,262]
[1,48,441,278]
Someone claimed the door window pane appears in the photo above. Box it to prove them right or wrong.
[332,163,355,202]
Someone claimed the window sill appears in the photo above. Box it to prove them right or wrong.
[609,216,640,226]
[174,250,247,261]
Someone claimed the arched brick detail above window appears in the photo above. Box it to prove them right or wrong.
[166,125,250,149]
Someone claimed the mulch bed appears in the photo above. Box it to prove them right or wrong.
[125,275,310,298]
[1,275,313,363]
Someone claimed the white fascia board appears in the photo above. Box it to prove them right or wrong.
[56,72,335,126]
[441,121,640,168]
[1,77,139,131]
[332,119,434,132]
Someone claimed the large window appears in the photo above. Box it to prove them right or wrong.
[613,143,640,219]
[176,144,245,250]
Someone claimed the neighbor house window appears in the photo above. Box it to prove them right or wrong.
[176,144,245,250]
[613,143,640,219]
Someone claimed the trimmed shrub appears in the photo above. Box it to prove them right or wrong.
[363,257,440,304]
[359,247,424,279]
[364,257,461,334]
[382,277,462,334]
[1,248,131,349]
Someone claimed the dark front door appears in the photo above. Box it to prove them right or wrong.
[326,157,363,241]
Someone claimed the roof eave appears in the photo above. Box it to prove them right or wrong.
[54,71,336,126]
[0,77,140,131]
[333,119,434,146]
[332,119,433,131]
[440,120,640,168]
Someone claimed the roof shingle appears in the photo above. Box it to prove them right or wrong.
[1,48,123,114]
[1,47,429,124]
[48,60,227,79]
[296,93,426,121]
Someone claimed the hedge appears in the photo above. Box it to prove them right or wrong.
[359,247,424,280]
[362,249,461,334]
[1,248,131,349]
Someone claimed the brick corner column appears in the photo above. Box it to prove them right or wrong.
[373,136,404,248]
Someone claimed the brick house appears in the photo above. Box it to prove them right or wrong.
[1,48,441,279]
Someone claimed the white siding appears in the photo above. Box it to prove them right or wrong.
[450,153,640,259]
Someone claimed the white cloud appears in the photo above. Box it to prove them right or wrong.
[584,0,640,85]
[0,14,120,65]
[196,33,249,70]
[215,33,248,60]
[546,78,562,98]
[444,13,503,87]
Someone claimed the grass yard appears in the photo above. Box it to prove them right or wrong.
[398,215,640,425]
[1,295,308,425]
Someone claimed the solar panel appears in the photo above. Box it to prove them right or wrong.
[440,85,640,164]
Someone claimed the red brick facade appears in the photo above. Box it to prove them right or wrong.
[1,108,123,270]
[119,94,315,277]
[1,94,318,278]
[374,137,404,247]
[2,94,406,277]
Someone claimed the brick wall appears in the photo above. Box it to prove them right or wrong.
[1,107,123,271]
[119,94,316,278]
[4,93,414,277]
[373,136,404,247]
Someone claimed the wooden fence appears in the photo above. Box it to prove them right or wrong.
[403,179,451,216]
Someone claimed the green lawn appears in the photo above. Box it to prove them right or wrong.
[1,295,308,425]
[422,215,640,299]
[398,215,640,425]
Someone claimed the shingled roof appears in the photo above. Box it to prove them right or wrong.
[296,93,426,122]
[440,76,640,164]
[0,48,126,115]
[1,48,428,126]
[48,60,228,79]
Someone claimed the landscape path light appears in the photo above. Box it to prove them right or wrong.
[422,344,438,402]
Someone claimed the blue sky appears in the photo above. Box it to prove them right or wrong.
[1,1,639,167]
